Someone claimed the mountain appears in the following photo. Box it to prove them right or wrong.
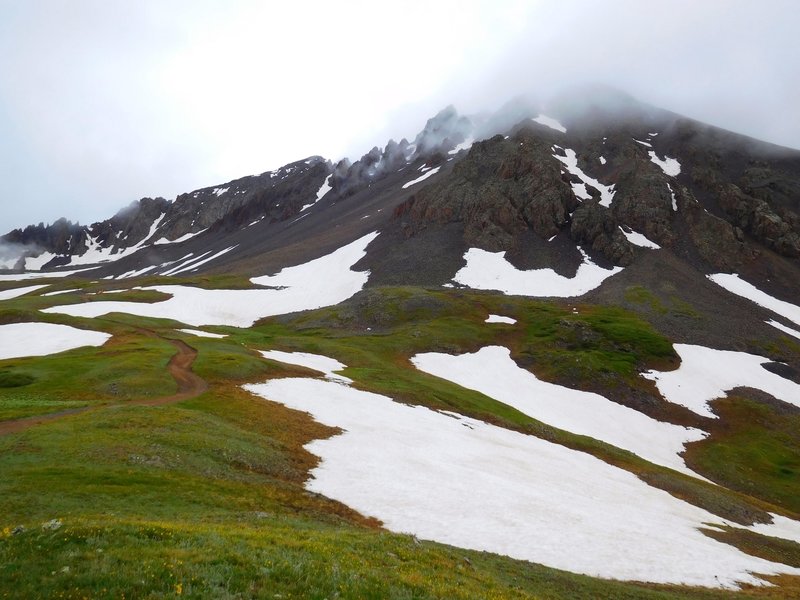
[2,89,800,597]
[4,89,799,294]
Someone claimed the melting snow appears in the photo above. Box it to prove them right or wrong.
[115,265,158,280]
[649,152,682,176]
[0,322,111,360]
[41,288,80,297]
[259,350,351,383]
[453,247,622,297]
[447,137,475,155]
[485,315,516,324]
[668,183,678,211]
[0,268,97,282]
[619,227,661,249]
[411,346,705,476]
[0,284,49,300]
[212,186,230,196]
[633,138,653,148]
[244,373,799,587]
[176,328,227,339]
[531,115,567,133]
[553,148,616,207]
[301,174,333,212]
[167,246,237,275]
[53,213,168,268]
[598,156,607,165]
[153,229,208,245]
[44,232,379,328]
[402,167,441,189]
[643,344,800,418]
[23,251,59,270]
[744,514,800,546]
[708,273,800,327]
[161,253,208,277]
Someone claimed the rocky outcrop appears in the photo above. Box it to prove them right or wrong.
[90,197,171,250]
[570,202,634,265]
[3,217,86,257]
[610,142,677,248]
[412,105,473,156]
[716,182,800,257]
[396,130,577,251]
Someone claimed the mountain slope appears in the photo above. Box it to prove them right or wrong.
[2,90,800,597]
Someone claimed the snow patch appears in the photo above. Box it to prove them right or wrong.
[619,227,661,249]
[0,284,49,301]
[153,229,208,246]
[649,151,682,176]
[244,375,799,587]
[453,247,622,297]
[301,174,333,212]
[643,344,800,418]
[176,328,227,339]
[259,350,351,383]
[41,288,80,297]
[447,137,474,155]
[709,273,800,327]
[0,268,97,282]
[23,251,59,270]
[745,514,800,546]
[767,319,800,340]
[167,246,237,275]
[0,322,110,360]
[598,156,607,165]
[412,346,706,476]
[553,148,616,207]
[531,115,567,133]
[402,167,441,189]
[44,232,379,328]
[485,315,516,324]
[669,183,678,211]
[115,265,158,280]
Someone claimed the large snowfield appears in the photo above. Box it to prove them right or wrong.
[0,322,111,360]
[411,345,706,476]
[42,233,379,327]
[245,368,800,588]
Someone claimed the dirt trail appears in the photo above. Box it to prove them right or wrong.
[0,335,208,436]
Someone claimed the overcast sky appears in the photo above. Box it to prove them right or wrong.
[1,0,798,233]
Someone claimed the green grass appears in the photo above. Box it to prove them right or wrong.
[0,386,793,600]
[2,283,800,597]
[0,370,35,388]
[0,331,177,420]
[685,394,800,514]
[231,288,785,527]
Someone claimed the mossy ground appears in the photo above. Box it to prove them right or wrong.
[1,281,799,597]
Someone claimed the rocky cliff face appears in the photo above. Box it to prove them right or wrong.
[389,97,800,278]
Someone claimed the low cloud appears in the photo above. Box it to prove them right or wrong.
[0,0,797,234]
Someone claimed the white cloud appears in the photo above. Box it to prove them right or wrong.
[0,0,797,233]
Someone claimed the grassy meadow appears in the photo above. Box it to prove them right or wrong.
[1,281,799,598]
